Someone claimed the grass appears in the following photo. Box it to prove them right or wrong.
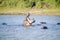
[0,7,60,15]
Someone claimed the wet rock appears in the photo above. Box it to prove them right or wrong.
[40,22,46,24]
[41,26,48,29]
[57,23,60,25]
[2,23,7,25]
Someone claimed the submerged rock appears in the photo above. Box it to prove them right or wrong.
[2,23,7,25]
[41,26,48,29]
[57,23,60,25]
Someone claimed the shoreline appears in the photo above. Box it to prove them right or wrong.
[0,9,60,15]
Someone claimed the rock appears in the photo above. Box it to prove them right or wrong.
[2,23,7,25]
[41,26,48,29]
[57,23,60,25]
[40,22,46,24]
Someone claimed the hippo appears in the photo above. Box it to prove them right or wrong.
[57,23,60,25]
[23,13,35,26]
[40,22,46,24]
[41,26,48,29]
[2,23,7,25]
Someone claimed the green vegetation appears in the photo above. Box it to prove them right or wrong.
[0,0,60,9]
[0,0,60,15]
